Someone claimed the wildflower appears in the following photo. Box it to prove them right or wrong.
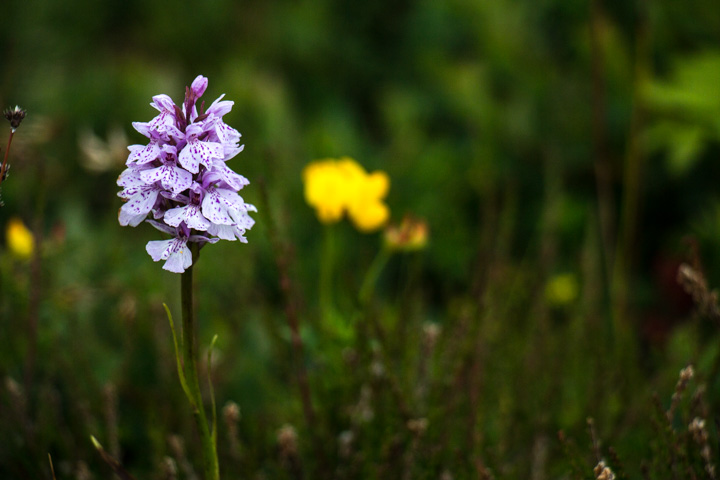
[384,215,428,252]
[4,106,26,132]
[302,160,351,223]
[6,217,34,259]
[117,76,255,273]
[302,157,390,232]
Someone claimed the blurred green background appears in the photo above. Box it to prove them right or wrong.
[3,0,720,478]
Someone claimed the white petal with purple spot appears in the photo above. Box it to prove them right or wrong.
[178,139,223,173]
[201,192,234,225]
[146,238,174,261]
[118,208,148,227]
[120,185,160,220]
[164,204,210,231]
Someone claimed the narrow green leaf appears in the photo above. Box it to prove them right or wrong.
[164,303,194,405]
[208,333,219,443]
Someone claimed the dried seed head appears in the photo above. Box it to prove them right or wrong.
[74,461,92,480]
[689,417,709,444]
[667,365,695,421]
[407,417,429,435]
[370,359,385,378]
[4,106,26,132]
[277,424,298,457]
[223,401,241,424]
[594,461,616,480]
[338,430,354,458]
[440,470,454,480]
[5,376,23,399]
[167,434,185,456]
[680,365,695,383]
[353,384,374,423]
[677,263,720,320]
[422,322,441,350]
[162,456,178,480]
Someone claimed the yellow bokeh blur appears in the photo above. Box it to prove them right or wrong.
[544,273,579,307]
[349,200,390,233]
[302,160,349,223]
[302,157,390,232]
[6,217,34,259]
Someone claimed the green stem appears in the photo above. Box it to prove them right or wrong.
[320,225,335,322]
[181,244,219,480]
[358,246,392,306]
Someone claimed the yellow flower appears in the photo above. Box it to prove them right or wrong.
[384,215,428,252]
[302,160,349,223]
[302,157,390,232]
[6,217,34,259]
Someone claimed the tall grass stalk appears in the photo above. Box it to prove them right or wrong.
[358,246,391,306]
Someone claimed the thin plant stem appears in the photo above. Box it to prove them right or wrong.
[25,162,46,401]
[0,130,15,185]
[180,244,219,480]
[612,0,651,344]
[320,224,336,322]
[358,246,392,306]
[590,0,616,287]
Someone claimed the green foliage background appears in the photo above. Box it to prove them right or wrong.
[2,0,720,478]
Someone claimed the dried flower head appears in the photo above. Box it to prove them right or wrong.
[667,364,694,422]
[4,106,26,132]
[422,322,441,350]
[277,424,298,457]
[302,157,390,232]
[407,417,429,435]
[680,365,695,383]
[117,76,255,273]
[222,401,241,424]
[384,215,428,252]
[338,430,354,458]
[677,262,720,320]
[689,417,707,441]
[593,461,616,480]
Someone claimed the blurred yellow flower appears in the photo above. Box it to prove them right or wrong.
[302,157,390,232]
[384,215,428,252]
[6,217,34,259]
[545,273,579,307]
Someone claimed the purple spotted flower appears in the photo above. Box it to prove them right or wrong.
[117,75,255,273]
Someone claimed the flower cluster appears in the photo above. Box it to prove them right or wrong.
[4,105,26,132]
[302,157,389,232]
[117,75,255,273]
